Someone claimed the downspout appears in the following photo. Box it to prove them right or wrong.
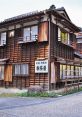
[48,15,51,91]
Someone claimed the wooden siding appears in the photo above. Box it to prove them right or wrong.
[50,22,74,61]
[0,22,49,90]
[50,22,75,85]
[38,22,48,42]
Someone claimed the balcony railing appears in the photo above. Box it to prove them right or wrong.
[58,38,76,49]
[18,35,38,44]
[0,40,6,47]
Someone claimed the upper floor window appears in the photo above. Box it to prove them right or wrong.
[8,30,15,38]
[58,28,70,45]
[23,25,38,42]
[0,32,6,46]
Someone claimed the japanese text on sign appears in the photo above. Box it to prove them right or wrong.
[35,60,48,73]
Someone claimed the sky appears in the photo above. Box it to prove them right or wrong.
[0,0,82,27]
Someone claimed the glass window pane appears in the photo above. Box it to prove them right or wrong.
[1,66,4,79]
[21,64,28,75]
[23,28,30,41]
[75,66,79,76]
[0,66,4,79]
[67,65,70,77]
[60,65,63,79]
[60,30,69,44]
[61,32,65,42]
[62,65,66,79]
[78,67,81,76]
[70,66,74,77]
[15,65,20,75]
[9,31,14,38]
[58,28,61,41]
[1,32,6,45]
[81,67,82,76]
[31,26,38,40]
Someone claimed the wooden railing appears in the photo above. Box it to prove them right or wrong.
[58,38,76,49]
[18,35,38,44]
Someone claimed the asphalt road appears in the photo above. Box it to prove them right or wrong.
[0,92,82,117]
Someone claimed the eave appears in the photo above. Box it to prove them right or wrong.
[0,8,80,32]
[49,10,80,32]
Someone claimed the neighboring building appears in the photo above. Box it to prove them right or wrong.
[0,5,81,90]
[76,31,82,54]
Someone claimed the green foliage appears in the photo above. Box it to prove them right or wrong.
[0,87,82,98]
[61,87,82,96]
[18,92,60,98]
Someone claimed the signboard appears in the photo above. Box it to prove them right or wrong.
[35,60,48,73]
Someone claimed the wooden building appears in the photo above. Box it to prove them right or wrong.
[0,5,81,90]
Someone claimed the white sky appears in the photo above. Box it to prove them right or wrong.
[0,0,82,27]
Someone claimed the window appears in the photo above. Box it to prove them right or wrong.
[60,65,66,79]
[31,26,38,41]
[75,66,79,76]
[60,65,75,79]
[78,67,81,76]
[80,67,82,76]
[67,65,70,77]
[14,64,29,76]
[0,66,4,80]
[70,66,74,77]
[23,28,30,41]
[0,32,6,46]
[58,28,70,45]
[15,64,20,75]
[60,64,63,79]
[63,65,67,78]
[9,30,14,38]
[60,65,82,79]
[23,25,38,42]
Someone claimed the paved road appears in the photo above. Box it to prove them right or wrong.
[0,92,82,117]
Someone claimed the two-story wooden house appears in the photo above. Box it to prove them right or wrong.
[0,5,81,90]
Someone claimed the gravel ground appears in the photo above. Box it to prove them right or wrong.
[0,92,82,117]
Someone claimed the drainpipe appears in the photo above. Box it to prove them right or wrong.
[48,15,51,91]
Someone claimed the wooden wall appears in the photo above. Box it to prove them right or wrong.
[50,22,75,86]
[0,22,49,90]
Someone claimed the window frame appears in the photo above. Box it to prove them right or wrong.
[0,32,6,46]
[0,65,4,80]
[8,30,15,38]
[13,64,29,76]
[58,27,70,45]
[23,25,38,42]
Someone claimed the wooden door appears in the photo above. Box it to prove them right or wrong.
[4,65,12,82]
[51,62,56,83]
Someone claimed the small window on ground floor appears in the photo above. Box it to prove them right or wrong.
[75,66,79,76]
[0,65,4,80]
[14,64,29,76]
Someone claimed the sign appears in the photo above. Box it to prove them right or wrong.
[35,60,48,73]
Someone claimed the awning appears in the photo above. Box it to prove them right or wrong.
[74,52,82,58]
[56,57,66,64]
[56,57,82,65]
[0,58,9,64]
[56,57,74,65]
